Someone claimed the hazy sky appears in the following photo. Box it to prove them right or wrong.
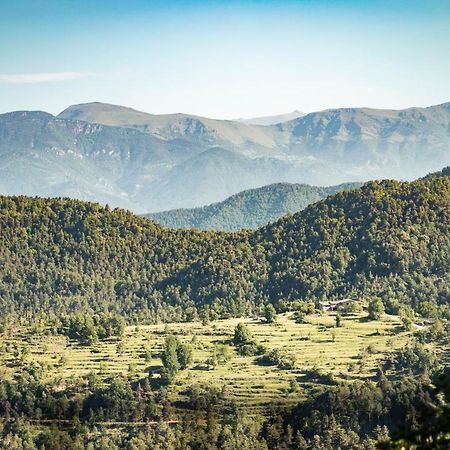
[1,0,449,118]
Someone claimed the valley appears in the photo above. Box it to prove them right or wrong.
[0,173,448,448]
[2,1,449,447]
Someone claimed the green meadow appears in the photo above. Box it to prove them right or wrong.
[0,311,421,414]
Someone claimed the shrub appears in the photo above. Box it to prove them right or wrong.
[368,298,385,320]
[237,342,266,356]
[264,304,277,323]
[258,349,296,370]
[233,323,266,356]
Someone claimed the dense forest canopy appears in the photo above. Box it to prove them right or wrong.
[257,178,450,308]
[0,175,449,322]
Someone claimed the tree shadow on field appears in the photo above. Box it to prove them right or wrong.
[358,315,371,323]
[144,365,161,375]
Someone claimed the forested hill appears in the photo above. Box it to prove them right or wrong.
[257,177,450,307]
[145,182,361,231]
[0,197,259,321]
[0,176,449,322]
[423,165,450,179]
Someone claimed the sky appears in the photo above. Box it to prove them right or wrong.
[0,0,449,118]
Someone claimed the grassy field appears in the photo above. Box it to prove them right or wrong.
[0,311,420,413]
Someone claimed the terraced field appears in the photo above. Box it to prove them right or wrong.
[0,311,418,413]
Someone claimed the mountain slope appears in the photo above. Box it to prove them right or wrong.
[278,102,450,180]
[59,102,284,157]
[0,176,448,321]
[59,101,450,183]
[146,181,362,230]
[257,176,450,305]
[0,111,175,210]
[0,111,293,212]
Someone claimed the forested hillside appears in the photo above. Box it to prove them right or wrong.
[0,176,449,322]
[146,182,361,230]
[258,177,450,309]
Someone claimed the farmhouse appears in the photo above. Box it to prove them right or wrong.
[318,298,356,312]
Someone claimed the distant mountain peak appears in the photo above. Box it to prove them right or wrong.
[235,110,305,126]
[57,101,284,151]
[60,101,148,114]
[58,102,157,125]
[2,110,55,120]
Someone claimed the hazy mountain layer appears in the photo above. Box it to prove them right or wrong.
[277,103,450,180]
[0,101,449,212]
[58,101,450,183]
[146,182,362,230]
[0,111,180,211]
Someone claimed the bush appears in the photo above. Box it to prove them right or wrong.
[160,335,193,383]
[342,301,363,314]
[177,343,193,369]
[289,378,299,393]
[233,323,265,356]
[185,383,224,410]
[233,323,253,347]
[264,304,277,323]
[368,298,385,320]
[59,313,125,345]
[213,344,232,365]
[237,342,266,356]
[258,349,296,370]
[383,342,438,375]
[294,311,307,324]
[383,297,401,315]
[399,306,415,331]
[304,367,336,385]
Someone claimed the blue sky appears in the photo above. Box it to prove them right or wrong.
[1,0,449,118]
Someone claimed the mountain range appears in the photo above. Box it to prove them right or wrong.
[146,181,362,230]
[0,101,449,212]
